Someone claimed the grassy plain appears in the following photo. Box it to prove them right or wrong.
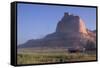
[17,48,96,65]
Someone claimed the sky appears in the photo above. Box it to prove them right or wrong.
[17,3,96,45]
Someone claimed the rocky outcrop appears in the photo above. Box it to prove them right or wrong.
[18,12,96,51]
[56,12,87,34]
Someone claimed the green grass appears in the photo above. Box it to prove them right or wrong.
[17,52,96,65]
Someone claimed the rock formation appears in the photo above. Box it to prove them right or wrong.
[56,12,87,34]
[18,12,96,51]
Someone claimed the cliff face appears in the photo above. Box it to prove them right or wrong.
[18,12,96,50]
[56,13,87,34]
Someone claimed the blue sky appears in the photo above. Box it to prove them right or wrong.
[17,3,96,45]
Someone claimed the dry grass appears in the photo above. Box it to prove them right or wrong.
[17,52,96,64]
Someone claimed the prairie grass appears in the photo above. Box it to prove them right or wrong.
[17,52,96,64]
